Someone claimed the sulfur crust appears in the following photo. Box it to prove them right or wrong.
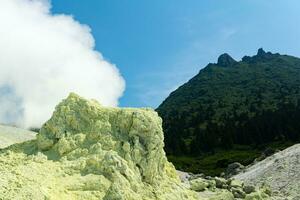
[0,93,199,200]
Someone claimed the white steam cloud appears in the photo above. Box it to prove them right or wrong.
[0,0,125,128]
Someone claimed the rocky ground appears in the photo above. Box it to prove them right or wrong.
[177,143,300,200]
[234,144,300,200]
[178,171,272,199]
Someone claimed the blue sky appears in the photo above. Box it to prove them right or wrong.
[51,0,300,108]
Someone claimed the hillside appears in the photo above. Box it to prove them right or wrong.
[0,124,36,148]
[235,143,300,199]
[156,49,300,175]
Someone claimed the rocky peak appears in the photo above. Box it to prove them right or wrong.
[257,48,266,56]
[217,53,237,67]
[242,48,278,62]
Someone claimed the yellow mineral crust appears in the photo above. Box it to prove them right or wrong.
[0,93,198,200]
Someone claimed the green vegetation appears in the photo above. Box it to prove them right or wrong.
[157,49,300,175]
[168,141,293,176]
[168,149,260,176]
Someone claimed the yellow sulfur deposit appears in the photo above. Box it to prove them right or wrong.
[0,93,198,200]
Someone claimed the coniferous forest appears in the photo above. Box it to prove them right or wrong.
[157,49,300,175]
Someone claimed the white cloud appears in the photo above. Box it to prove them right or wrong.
[0,0,125,128]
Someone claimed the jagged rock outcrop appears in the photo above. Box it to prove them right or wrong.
[0,93,198,200]
[225,162,245,178]
[217,53,237,67]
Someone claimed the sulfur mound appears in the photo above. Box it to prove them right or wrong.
[0,93,198,200]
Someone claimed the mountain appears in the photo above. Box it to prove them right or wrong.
[156,49,300,175]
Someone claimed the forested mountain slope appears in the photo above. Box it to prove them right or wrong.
[157,49,300,174]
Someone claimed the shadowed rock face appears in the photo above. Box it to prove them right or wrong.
[217,53,236,67]
[0,93,198,200]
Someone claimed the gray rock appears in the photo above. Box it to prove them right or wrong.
[243,185,256,194]
[177,170,191,183]
[225,162,245,178]
[231,187,246,198]
[214,177,227,189]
